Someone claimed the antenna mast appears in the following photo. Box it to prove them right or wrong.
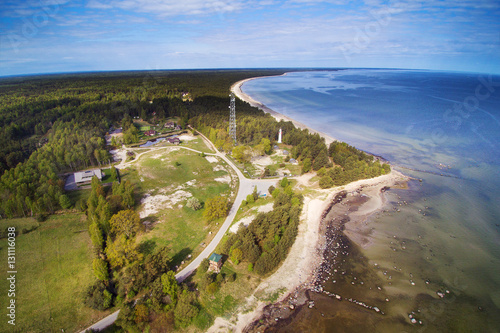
[229,92,237,145]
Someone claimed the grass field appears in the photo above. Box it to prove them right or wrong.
[123,148,236,267]
[0,214,105,333]
[180,136,215,154]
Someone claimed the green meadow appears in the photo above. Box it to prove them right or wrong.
[0,214,107,333]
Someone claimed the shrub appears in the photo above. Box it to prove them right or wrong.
[83,281,113,311]
[186,197,201,210]
[246,194,254,204]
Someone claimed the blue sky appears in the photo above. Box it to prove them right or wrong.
[1,0,499,76]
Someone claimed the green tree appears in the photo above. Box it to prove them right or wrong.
[106,234,143,268]
[246,194,254,204]
[89,222,104,253]
[110,209,142,238]
[110,166,118,181]
[134,304,149,324]
[313,150,330,171]
[174,290,199,328]
[252,185,259,201]
[59,194,72,209]
[232,145,250,163]
[92,258,109,281]
[302,158,311,174]
[203,196,228,222]
[260,138,271,154]
[230,248,243,265]
[161,271,179,302]
[319,175,334,189]
[280,177,289,188]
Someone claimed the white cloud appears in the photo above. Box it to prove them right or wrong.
[87,0,247,16]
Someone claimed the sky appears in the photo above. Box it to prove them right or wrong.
[0,0,500,76]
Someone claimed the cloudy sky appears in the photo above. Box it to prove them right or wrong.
[1,0,499,76]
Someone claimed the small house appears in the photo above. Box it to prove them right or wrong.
[175,125,182,131]
[167,137,180,145]
[165,122,175,129]
[144,130,156,137]
[75,169,102,186]
[208,253,223,273]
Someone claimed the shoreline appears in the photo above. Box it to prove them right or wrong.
[231,76,336,145]
[205,76,409,332]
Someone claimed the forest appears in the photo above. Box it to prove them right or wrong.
[0,69,390,331]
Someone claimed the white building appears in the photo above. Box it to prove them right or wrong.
[75,169,102,186]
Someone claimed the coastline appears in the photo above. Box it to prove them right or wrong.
[231,76,336,145]
[207,77,409,332]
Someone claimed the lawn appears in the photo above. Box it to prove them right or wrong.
[181,136,215,154]
[192,261,261,331]
[0,214,104,333]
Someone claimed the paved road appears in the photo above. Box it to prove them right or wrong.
[81,128,276,332]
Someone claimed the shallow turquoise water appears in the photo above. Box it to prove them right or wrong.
[243,70,500,331]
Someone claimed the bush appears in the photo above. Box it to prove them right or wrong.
[280,177,289,188]
[83,281,113,311]
[248,263,254,272]
[206,282,219,294]
[246,194,254,204]
[186,197,201,210]
[268,185,275,195]
[227,272,236,282]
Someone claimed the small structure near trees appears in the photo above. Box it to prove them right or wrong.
[75,169,102,186]
[208,253,223,273]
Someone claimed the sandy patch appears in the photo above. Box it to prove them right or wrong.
[252,155,273,167]
[178,134,196,141]
[139,190,192,218]
[205,156,218,163]
[214,175,231,184]
[213,165,225,172]
[229,203,274,233]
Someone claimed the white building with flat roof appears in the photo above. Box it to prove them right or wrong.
[75,169,102,185]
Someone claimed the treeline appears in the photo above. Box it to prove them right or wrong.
[220,179,303,276]
[317,142,391,188]
[82,176,204,331]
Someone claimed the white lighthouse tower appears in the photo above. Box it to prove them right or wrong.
[278,128,282,144]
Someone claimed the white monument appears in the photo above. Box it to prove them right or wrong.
[278,128,282,144]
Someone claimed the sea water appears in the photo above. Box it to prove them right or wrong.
[242,70,500,332]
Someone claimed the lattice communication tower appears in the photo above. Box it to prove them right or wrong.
[229,92,237,145]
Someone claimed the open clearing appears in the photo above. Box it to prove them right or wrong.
[122,148,237,267]
[0,214,103,333]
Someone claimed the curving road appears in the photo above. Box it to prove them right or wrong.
[81,128,276,332]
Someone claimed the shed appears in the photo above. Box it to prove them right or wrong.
[209,253,223,273]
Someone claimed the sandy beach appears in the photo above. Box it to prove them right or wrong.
[207,77,408,332]
[231,77,336,145]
